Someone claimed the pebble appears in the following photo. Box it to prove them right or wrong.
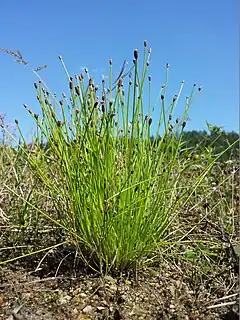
[83,305,92,314]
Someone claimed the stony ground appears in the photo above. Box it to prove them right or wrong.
[0,250,239,320]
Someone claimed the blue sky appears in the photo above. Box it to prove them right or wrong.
[0,0,238,140]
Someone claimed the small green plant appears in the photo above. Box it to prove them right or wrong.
[2,41,235,273]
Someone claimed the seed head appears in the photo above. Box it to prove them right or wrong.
[198,86,202,91]
[69,81,73,90]
[57,120,62,127]
[34,113,39,120]
[34,83,38,89]
[75,86,80,96]
[58,56,62,61]
[118,78,123,88]
[59,100,64,106]
[144,40,147,47]
[173,95,178,102]
[89,77,94,86]
[169,114,172,121]
[148,118,152,126]
[109,59,112,65]
[161,94,164,101]
[146,61,150,67]
[84,68,88,73]
[134,49,139,60]
[182,121,186,129]
[62,92,66,98]
[148,75,152,82]
[15,119,19,125]
[166,63,170,68]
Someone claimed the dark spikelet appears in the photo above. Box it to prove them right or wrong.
[182,121,186,128]
[14,119,19,125]
[101,103,105,113]
[75,86,80,96]
[57,120,62,127]
[59,100,64,106]
[166,63,170,68]
[75,109,80,114]
[173,95,178,102]
[134,49,139,60]
[62,92,66,98]
[89,77,94,86]
[198,86,202,91]
[94,101,98,108]
[161,95,164,100]
[109,59,112,65]
[23,104,28,109]
[34,65,47,72]
[34,113,39,120]
[176,117,180,124]
[34,83,38,89]
[169,114,172,121]
[69,81,73,90]
[146,61,150,67]
[58,56,62,60]
[144,40,147,47]
[148,118,152,126]
[118,78,123,88]
[148,75,151,82]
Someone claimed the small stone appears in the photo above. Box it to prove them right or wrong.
[83,305,92,314]
[58,294,71,305]
[97,306,106,311]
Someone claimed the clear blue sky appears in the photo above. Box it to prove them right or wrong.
[0,0,238,140]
